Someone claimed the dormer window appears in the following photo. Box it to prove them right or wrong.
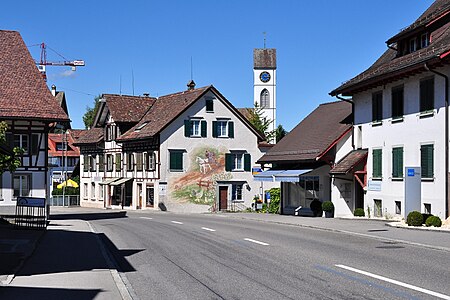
[409,38,417,53]
[421,32,429,48]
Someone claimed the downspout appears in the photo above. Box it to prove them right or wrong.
[424,63,449,218]
[335,95,355,150]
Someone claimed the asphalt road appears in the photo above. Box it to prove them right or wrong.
[86,211,450,300]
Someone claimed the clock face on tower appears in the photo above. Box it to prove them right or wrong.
[259,71,271,83]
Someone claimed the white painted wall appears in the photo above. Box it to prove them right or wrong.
[254,69,277,139]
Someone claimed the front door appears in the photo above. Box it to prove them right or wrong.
[137,184,142,209]
[219,186,228,211]
[146,185,154,207]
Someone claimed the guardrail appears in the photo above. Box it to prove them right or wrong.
[49,195,80,207]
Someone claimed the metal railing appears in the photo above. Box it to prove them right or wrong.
[49,195,80,207]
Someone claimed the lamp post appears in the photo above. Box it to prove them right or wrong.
[62,130,67,206]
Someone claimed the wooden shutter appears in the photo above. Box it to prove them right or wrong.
[99,155,105,172]
[421,144,434,178]
[244,153,251,172]
[228,121,234,138]
[184,120,191,137]
[420,78,434,112]
[206,99,214,112]
[225,153,232,171]
[392,147,403,178]
[115,154,121,171]
[170,151,183,171]
[372,149,382,178]
[201,120,207,137]
[212,121,218,138]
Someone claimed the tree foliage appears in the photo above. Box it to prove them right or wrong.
[0,121,23,174]
[275,124,288,143]
[82,95,101,129]
[247,102,275,142]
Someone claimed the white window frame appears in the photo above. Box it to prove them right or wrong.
[145,151,156,171]
[217,120,228,138]
[14,134,29,154]
[191,120,201,137]
[91,182,96,200]
[84,183,88,198]
[13,174,30,198]
[99,184,104,200]
[232,152,244,171]
[231,183,243,201]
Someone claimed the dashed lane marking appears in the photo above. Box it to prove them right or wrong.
[201,227,216,232]
[244,238,269,246]
[171,221,183,225]
[139,217,153,220]
[336,264,450,300]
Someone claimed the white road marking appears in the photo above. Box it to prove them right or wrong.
[139,217,153,220]
[171,221,183,225]
[201,227,216,232]
[336,264,450,300]
[244,238,269,246]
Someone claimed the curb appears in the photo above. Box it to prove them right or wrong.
[386,222,450,233]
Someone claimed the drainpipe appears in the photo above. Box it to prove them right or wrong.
[335,95,355,150]
[424,63,449,218]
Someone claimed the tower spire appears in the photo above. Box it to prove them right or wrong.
[263,32,267,48]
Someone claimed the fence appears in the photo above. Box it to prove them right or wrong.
[49,195,80,207]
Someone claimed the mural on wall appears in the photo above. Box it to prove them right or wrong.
[171,146,232,205]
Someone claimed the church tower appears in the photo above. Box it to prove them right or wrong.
[253,48,276,143]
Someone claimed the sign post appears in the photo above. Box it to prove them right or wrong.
[404,167,421,218]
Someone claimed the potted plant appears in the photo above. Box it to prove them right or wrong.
[322,201,334,218]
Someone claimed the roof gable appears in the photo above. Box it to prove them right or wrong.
[0,30,69,122]
[258,101,352,163]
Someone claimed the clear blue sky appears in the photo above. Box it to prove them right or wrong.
[1,1,434,131]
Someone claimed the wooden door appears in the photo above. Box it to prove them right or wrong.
[219,186,228,211]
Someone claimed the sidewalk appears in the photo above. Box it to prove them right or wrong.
[223,212,450,251]
[0,217,128,300]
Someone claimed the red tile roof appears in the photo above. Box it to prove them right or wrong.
[72,127,104,145]
[258,101,352,163]
[102,94,156,123]
[48,133,80,157]
[0,30,69,122]
[330,149,368,175]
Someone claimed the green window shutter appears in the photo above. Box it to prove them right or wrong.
[372,149,382,178]
[420,78,434,112]
[206,99,214,112]
[99,155,105,172]
[225,153,232,171]
[212,121,218,138]
[184,120,191,137]
[244,153,251,172]
[83,155,89,172]
[392,147,403,178]
[228,121,234,138]
[201,120,207,137]
[421,144,434,178]
[170,151,183,171]
[115,154,121,171]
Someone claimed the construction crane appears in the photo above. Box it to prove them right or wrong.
[35,42,85,81]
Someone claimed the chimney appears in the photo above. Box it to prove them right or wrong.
[187,80,196,90]
[51,84,57,96]
[143,93,150,97]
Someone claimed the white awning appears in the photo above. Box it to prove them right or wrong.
[109,177,133,186]
[253,170,285,182]
[99,178,120,185]
[274,169,312,182]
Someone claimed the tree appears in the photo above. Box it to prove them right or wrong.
[82,95,101,129]
[247,102,275,142]
[0,121,23,174]
[275,124,288,143]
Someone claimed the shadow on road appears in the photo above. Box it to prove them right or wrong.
[0,286,102,300]
[49,211,128,221]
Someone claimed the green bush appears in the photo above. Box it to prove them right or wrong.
[267,188,280,214]
[354,208,365,217]
[322,201,334,212]
[425,215,442,227]
[421,214,433,224]
[407,211,423,226]
[52,186,79,196]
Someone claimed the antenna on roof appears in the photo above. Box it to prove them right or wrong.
[132,68,135,96]
[263,32,267,48]
[190,56,194,81]
[119,74,122,95]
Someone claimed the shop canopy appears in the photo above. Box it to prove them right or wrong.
[254,169,311,182]
[99,178,120,185]
[109,177,133,186]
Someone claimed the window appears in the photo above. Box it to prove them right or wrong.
[31,134,39,155]
[106,154,113,171]
[127,153,134,172]
[99,185,104,200]
[98,155,104,172]
[14,134,29,154]
[169,150,183,172]
[260,89,270,108]
[420,77,434,113]
[106,124,119,141]
[136,153,143,172]
[89,155,97,172]
[206,99,214,112]
[84,183,88,198]
[372,92,383,123]
[391,86,403,120]
[231,184,243,201]
[421,33,429,48]
[421,144,434,179]
[83,155,89,172]
[225,152,251,172]
[392,147,403,179]
[213,120,234,138]
[395,201,401,215]
[409,38,417,53]
[184,120,206,137]
[115,153,122,171]
[13,174,30,197]
[374,199,382,217]
[145,151,156,171]
[424,203,431,214]
[67,157,78,167]
[56,142,66,151]
[372,149,382,179]
[91,183,96,200]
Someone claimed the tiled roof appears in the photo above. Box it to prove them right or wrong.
[258,101,352,163]
[69,129,87,141]
[330,0,450,96]
[0,30,69,122]
[72,127,104,145]
[254,49,276,69]
[117,86,210,141]
[330,149,368,175]
[48,133,80,157]
[103,94,156,123]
